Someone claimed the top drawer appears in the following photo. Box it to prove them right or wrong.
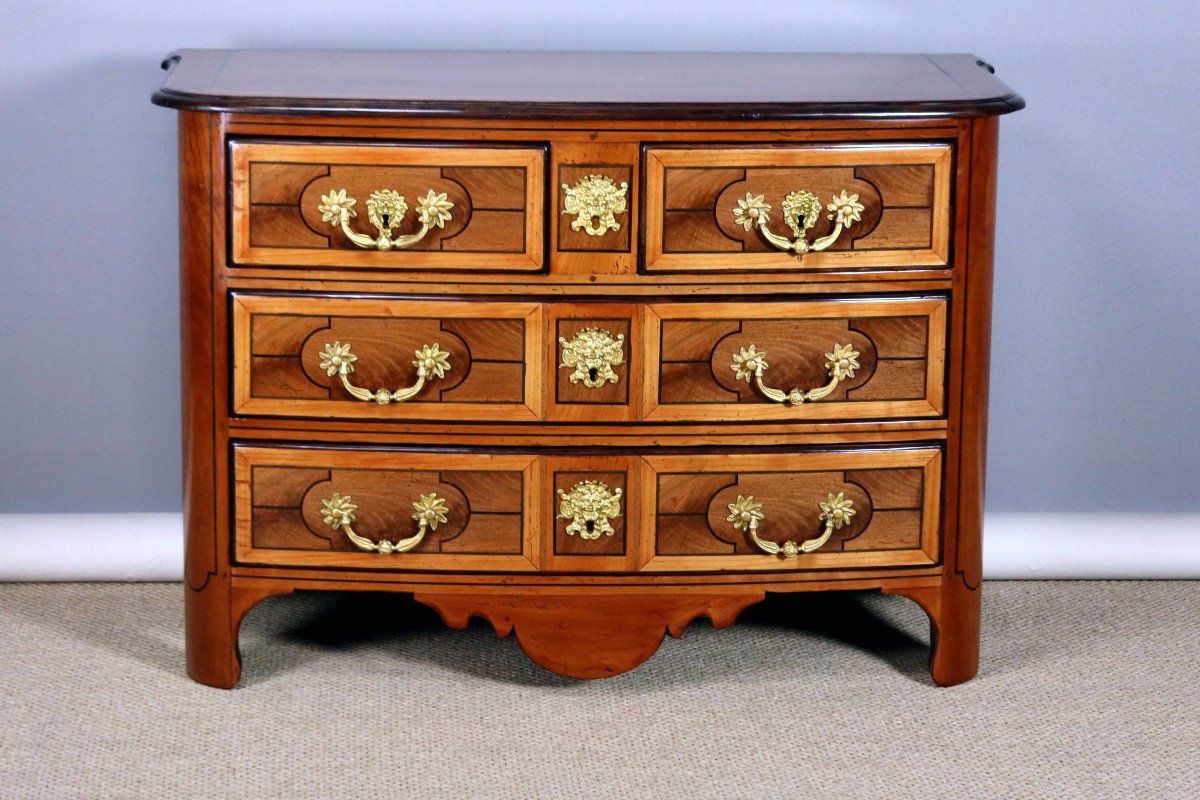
[229,141,545,271]
[643,143,952,273]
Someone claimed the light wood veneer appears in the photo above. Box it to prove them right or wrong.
[230,141,545,270]
[643,143,953,272]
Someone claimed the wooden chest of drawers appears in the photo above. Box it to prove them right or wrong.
[154,49,1023,687]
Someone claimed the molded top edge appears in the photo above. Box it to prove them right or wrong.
[152,49,1024,120]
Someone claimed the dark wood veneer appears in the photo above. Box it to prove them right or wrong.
[154,50,1024,120]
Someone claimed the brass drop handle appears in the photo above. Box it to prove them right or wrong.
[727,493,856,558]
[732,189,864,254]
[321,492,449,554]
[562,174,629,237]
[558,327,625,389]
[319,341,450,405]
[731,343,860,405]
[317,188,453,250]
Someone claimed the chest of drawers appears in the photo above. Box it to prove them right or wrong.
[153,49,1023,687]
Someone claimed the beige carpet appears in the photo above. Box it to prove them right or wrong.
[0,582,1196,799]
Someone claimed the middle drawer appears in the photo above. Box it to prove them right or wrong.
[231,293,947,423]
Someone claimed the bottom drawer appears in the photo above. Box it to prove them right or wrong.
[232,444,941,573]
[638,449,941,572]
[233,446,540,571]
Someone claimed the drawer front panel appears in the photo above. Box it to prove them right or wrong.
[547,303,641,423]
[230,141,545,271]
[234,446,539,571]
[644,297,947,422]
[643,143,952,272]
[234,445,939,574]
[234,445,938,575]
[639,448,941,572]
[235,294,944,424]
[232,294,543,421]
[543,455,641,573]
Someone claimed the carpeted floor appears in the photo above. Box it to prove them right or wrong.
[0,582,1196,799]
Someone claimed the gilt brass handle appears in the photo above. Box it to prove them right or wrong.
[727,493,856,558]
[317,188,453,250]
[319,341,450,405]
[558,327,625,389]
[562,174,629,237]
[321,492,450,554]
[731,343,860,405]
[556,480,623,540]
[733,189,864,254]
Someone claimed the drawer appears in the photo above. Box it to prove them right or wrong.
[643,143,952,273]
[234,444,939,574]
[234,293,944,424]
[232,294,646,423]
[231,294,543,421]
[643,296,947,422]
[229,140,545,271]
[554,151,637,268]
[233,445,540,571]
[638,448,942,571]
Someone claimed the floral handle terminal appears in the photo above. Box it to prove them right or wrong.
[318,341,451,405]
[727,493,856,558]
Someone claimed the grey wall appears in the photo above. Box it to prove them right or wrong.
[2,1,1197,514]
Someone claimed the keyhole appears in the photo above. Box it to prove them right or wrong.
[588,367,598,382]
[380,213,391,227]
[585,520,595,535]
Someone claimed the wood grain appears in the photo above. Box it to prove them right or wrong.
[643,297,947,422]
[231,294,543,422]
[553,470,628,557]
[553,317,632,407]
[226,419,949,445]
[546,305,640,423]
[892,115,1000,687]
[154,51,1024,119]
[236,294,945,425]
[230,141,545,271]
[541,456,642,573]
[178,110,232,688]
[644,144,952,272]
[162,57,1017,687]
[554,146,636,264]
[638,449,941,572]
[233,445,541,572]
[416,592,765,679]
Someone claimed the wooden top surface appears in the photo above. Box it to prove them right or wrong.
[152,49,1023,120]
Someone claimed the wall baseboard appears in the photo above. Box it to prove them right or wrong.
[1,512,1197,581]
[0,513,183,582]
[981,513,1200,578]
